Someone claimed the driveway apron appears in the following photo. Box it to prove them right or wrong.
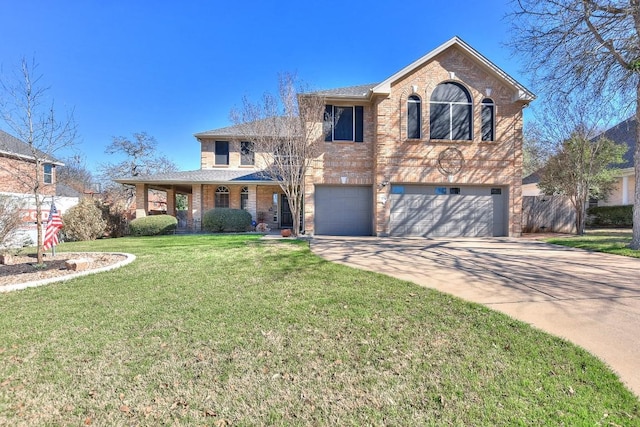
[311,236,640,397]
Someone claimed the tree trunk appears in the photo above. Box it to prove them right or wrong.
[632,81,640,249]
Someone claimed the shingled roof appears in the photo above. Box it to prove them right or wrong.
[0,129,63,164]
[597,116,636,169]
[114,169,277,186]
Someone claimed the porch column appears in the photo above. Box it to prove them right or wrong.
[166,187,176,216]
[135,183,148,218]
[192,184,202,231]
[248,185,257,222]
[622,175,629,205]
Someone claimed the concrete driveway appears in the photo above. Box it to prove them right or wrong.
[310,236,640,397]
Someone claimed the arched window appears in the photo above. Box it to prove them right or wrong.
[481,98,495,141]
[407,95,421,139]
[240,186,249,211]
[215,186,229,208]
[430,82,472,140]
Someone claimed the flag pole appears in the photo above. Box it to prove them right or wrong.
[51,197,56,257]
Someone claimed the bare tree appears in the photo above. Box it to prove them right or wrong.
[98,132,178,209]
[509,0,640,247]
[0,58,77,263]
[57,154,95,195]
[231,73,326,237]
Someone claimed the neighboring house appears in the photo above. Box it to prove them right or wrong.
[522,117,636,206]
[0,129,76,245]
[116,36,534,237]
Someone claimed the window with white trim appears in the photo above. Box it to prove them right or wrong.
[241,186,249,210]
[215,186,229,208]
[429,82,472,140]
[240,141,254,165]
[43,163,53,184]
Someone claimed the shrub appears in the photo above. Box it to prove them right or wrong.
[203,208,252,233]
[96,201,129,237]
[587,205,633,227]
[129,215,177,236]
[62,198,107,241]
[0,195,24,248]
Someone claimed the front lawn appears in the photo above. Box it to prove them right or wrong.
[546,229,640,258]
[0,235,638,425]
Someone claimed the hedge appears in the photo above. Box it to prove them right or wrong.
[203,208,252,233]
[129,215,178,236]
[62,198,107,241]
[586,205,633,227]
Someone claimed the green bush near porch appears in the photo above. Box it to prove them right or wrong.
[129,214,177,236]
[203,208,252,232]
[587,205,633,227]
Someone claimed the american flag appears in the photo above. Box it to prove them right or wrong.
[43,202,63,251]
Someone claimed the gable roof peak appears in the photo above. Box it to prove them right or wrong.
[372,36,535,103]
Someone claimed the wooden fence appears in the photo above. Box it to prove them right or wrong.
[522,195,576,233]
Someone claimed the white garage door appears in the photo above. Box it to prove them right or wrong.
[389,185,507,237]
[315,186,373,236]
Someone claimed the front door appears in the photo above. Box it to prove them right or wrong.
[280,194,293,228]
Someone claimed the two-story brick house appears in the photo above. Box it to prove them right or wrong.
[117,37,534,237]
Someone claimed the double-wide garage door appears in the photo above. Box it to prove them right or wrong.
[315,186,372,236]
[389,185,507,237]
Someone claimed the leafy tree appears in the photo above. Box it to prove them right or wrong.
[98,132,177,209]
[0,58,77,263]
[231,73,326,236]
[509,0,640,247]
[539,132,626,234]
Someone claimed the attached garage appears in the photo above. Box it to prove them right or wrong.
[389,185,507,237]
[315,185,373,235]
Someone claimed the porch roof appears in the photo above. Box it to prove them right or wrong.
[114,169,278,186]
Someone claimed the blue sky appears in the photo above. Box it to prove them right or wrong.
[0,0,529,173]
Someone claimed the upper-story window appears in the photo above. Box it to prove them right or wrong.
[240,141,254,165]
[430,82,472,141]
[215,185,229,208]
[324,105,364,142]
[481,98,495,141]
[215,141,229,165]
[407,95,422,139]
[241,186,249,210]
[43,163,53,184]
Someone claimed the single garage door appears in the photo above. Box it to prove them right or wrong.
[389,185,507,237]
[315,186,373,235]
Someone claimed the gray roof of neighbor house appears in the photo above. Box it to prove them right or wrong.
[308,83,378,99]
[114,169,277,186]
[0,129,63,165]
[194,117,301,139]
[597,116,636,169]
[522,116,637,185]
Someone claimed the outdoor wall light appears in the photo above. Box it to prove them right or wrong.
[381,180,390,187]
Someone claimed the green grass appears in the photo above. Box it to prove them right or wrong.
[547,230,640,258]
[0,235,638,425]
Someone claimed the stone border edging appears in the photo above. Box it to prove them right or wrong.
[0,252,136,293]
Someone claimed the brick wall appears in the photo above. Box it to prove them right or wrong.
[304,46,527,236]
[0,155,56,196]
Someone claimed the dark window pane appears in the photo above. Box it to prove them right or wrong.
[324,105,333,141]
[449,187,461,195]
[355,106,364,142]
[215,141,229,165]
[43,163,53,184]
[241,194,248,210]
[333,106,353,141]
[482,103,494,141]
[451,104,471,140]
[241,141,254,165]
[491,188,502,195]
[408,96,421,139]
[430,103,450,139]
[430,82,470,103]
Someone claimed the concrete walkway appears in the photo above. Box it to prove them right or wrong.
[310,236,640,397]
